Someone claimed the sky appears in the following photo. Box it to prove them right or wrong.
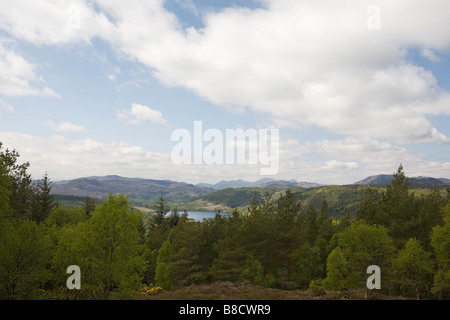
[0,0,450,185]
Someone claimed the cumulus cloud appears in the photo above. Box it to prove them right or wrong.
[275,136,450,184]
[90,0,450,144]
[2,0,450,143]
[0,131,281,183]
[0,129,448,185]
[322,160,359,171]
[2,1,450,182]
[46,120,86,133]
[117,103,168,126]
[0,41,59,97]
[0,0,114,45]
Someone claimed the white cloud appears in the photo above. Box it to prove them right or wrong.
[89,0,450,144]
[1,130,449,185]
[269,135,450,184]
[1,1,450,183]
[421,48,440,62]
[0,0,114,45]
[322,160,359,171]
[46,120,86,133]
[0,41,60,97]
[0,131,279,183]
[117,103,168,126]
[2,1,450,143]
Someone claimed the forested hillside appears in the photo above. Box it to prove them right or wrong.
[1,142,450,300]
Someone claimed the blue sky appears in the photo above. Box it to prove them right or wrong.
[1,0,450,185]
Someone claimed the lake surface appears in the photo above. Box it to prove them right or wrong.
[185,211,231,221]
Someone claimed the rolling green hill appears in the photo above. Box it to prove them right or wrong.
[182,187,285,212]
[294,184,370,218]
[182,185,368,218]
[53,174,449,220]
[57,184,447,221]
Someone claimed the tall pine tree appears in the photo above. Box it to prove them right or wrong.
[31,172,56,224]
[317,198,334,242]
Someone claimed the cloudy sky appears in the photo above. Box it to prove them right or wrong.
[1,0,450,185]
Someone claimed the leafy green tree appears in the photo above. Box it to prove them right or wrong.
[430,203,450,299]
[324,247,349,291]
[0,143,33,222]
[392,238,434,299]
[154,235,174,290]
[239,254,264,285]
[0,220,52,299]
[324,220,395,291]
[44,206,87,228]
[53,194,147,299]
[416,188,447,250]
[291,243,325,289]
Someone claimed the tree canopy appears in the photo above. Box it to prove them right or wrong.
[1,144,449,300]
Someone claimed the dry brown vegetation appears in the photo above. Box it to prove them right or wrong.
[141,281,403,300]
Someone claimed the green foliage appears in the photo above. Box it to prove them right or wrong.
[200,187,280,208]
[356,184,382,224]
[317,198,334,241]
[302,203,318,245]
[430,203,450,299]
[209,212,247,283]
[379,165,419,248]
[324,220,395,291]
[336,207,352,232]
[155,215,203,289]
[83,196,96,217]
[31,172,57,223]
[0,156,12,218]
[324,247,349,291]
[392,238,434,299]
[53,193,147,299]
[2,143,450,300]
[308,278,326,296]
[239,254,264,285]
[0,143,33,222]
[154,237,174,290]
[0,220,52,299]
[297,185,368,219]
[291,243,325,289]
[44,206,87,228]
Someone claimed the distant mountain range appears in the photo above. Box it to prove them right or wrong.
[196,178,323,190]
[51,175,214,201]
[354,174,450,188]
[51,174,449,204]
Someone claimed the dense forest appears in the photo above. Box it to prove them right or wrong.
[1,141,450,300]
